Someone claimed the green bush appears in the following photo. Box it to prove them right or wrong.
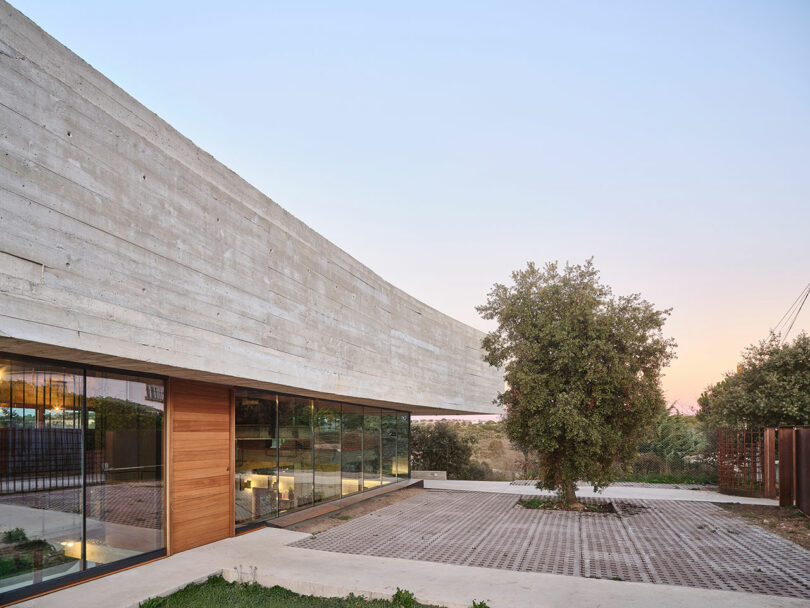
[0,558,16,578]
[392,588,415,607]
[139,576,445,607]
[411,422,494,480]
[2,528,28,543]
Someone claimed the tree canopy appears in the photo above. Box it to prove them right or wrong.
[477,260,676,504]
[697,332,810,429]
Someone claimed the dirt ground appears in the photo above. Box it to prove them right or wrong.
[718,503,810,551]
[293,487,426,534]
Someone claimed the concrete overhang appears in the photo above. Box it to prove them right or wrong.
[0,338,498,416]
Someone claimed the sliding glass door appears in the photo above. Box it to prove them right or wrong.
[0,357,165,602]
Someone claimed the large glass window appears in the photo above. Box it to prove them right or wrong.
[234,391,277,525]
[381,410,397,485]
[397,413,410,479]
[277,397,313,512]
[0,361,83,595]
[363,409,381,490]
[313,402,341,504]
[85,372,164,566]
[340,404,364,497]
[232,391,410,526]
[0,358,164,601]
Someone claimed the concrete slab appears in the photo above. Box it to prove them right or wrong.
[423,480,780,505]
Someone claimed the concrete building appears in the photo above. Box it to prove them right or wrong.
[0,3,502,604]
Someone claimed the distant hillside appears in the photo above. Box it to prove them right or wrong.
[413,419,527,480]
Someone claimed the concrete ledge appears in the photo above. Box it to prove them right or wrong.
[411,471,448,480]
[266,479,423,529]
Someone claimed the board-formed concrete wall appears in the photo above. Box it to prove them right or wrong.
[0,2,501,415]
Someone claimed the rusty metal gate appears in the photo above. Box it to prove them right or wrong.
[716,428,776,497]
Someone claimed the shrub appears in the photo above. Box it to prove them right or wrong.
[392,587,416,607]
[2,528,27,543]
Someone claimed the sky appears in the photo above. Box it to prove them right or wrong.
[11,1,810,414]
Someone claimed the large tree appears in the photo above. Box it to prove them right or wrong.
[697,332,810,429]
[477,260,676,505]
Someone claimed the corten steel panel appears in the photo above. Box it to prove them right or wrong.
[168,379,234,554]
[796,428,810,516]
[716,428,765,496]
[763,428,777,500]
[0,1,502,416]
[778,427,795,508]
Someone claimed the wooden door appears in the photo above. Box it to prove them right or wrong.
[168,378,234,554]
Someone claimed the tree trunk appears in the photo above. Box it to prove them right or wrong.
[561,481,578,506]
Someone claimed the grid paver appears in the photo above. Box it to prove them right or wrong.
[291,489,810,599]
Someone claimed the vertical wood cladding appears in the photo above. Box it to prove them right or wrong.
[168,379,234,554]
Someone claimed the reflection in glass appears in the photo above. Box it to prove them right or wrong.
[340,404,363,497]
[381,411,397,485]
[232,391,411,526]
[363,409,381,490]
[234,391,277,524]
[0,360,84,595]
[314,402,341,504]
[397,413,410,479]
[84,372,164,567]
[278,397,313,512]
[0,360,166,598]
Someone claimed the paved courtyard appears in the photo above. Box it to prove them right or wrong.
[292,489,810,599]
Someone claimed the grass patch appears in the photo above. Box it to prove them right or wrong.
[616,472,716,485]
[140,576,447,607]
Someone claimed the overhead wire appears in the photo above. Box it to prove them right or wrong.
[773,281,810,344]
[781,283,810,343]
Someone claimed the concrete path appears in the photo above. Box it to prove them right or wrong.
[18,520,809,608]
[423,480,780,505]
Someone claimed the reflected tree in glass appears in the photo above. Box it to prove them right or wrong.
[363,409,381,490]
[381,411,397,485]
[397,413,410,479]
[314,402,341,504]
[85,372,164,566]
[278,397,313,511]
[234,391,278,524]
[0,361,84,594]
[341,404,364,496]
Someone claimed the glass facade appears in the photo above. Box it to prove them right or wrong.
[340,404,364,497]
[314,401,341,505]
[234,391,278,525]
[381,412,397,485]
[0,353,410,600]
[234,389,410,527]
[363,409,381,490]
[0,357,165,600]
[278,396,314,513]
